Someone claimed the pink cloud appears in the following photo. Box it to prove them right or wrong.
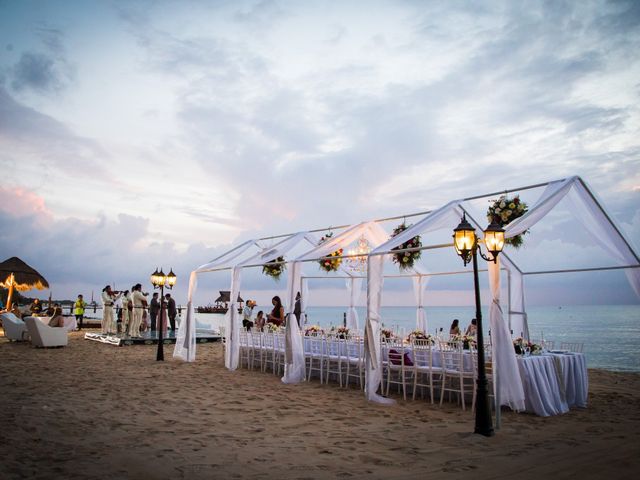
[0,186,52,220]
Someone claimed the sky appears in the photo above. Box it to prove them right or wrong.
[0,0,639,307]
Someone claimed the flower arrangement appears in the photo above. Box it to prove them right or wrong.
[317,232,343,272]
[266,322,281,333]
[452,334,477,349]
[335,326,350,338]
[487,194,529,248]
[304,325,323,336]
[381,328,395,340]
[390,223,422,270]
[327,325,350,338]
[262,256,286,280]
[513,337,542,355]
[406,330,435,345]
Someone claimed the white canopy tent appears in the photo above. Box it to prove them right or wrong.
[175,176,639,410]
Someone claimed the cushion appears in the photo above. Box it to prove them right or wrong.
[388,349,413,366]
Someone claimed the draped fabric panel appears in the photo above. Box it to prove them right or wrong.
[283,261,306,383]
[411,276,430,332]
[365,255,395,404]
[224,267,242,370]
[173,271,198,362]
[505,178,573,237]
[488,259,526,411]
[346,277,364,330]
[567,180,640,297]
[173,240,260,362]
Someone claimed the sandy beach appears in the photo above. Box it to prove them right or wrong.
[1,330,638,480]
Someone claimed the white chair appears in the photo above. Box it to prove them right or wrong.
[344,336,364,389]
[325,337,345,387]
[439,341,474,410]
[306,335,325,383]
[412,339,443,404]
[384,340,413,400]
[560,342,583,353]
[24,317,68,348]
[1,312,29,341]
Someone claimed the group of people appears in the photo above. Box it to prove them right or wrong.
[101,284,178,337]
[449,318,478,337]
[241,293,303,331]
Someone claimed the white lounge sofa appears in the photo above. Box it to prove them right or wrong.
[1,312,29,341]
[24,317,68,348]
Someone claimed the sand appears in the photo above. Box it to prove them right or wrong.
[1,330,639,480]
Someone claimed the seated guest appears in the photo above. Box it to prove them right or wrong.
[465,318,478,337]
[48,306,66,328]
[449,319,461,337]
[11,304,24,319]
[254,311,265,331]
[30,299,43,314]
[267,296,285,327]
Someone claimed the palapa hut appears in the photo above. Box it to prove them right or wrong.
[0,257,49,310]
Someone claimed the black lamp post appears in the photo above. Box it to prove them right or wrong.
[452,213,505,437]
[150,268,177,361]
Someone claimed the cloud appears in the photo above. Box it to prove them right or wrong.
[0,87,111,180]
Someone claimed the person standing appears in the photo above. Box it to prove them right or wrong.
[129,284,148,338]
[267,296,285,327]
[149,292,160,331]
[120,290,132,335]
[101,286,121,335]
[73,294,88,330]
[293,292,302,327]
[30,299,42,314]
[242,300,255,331]
[165,293,177,332]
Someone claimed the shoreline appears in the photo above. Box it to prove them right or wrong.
[1,331,639,479]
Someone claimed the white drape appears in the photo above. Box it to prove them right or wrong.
[412,276,429,332]
[506,176,640,297]
[224,266,242,370]
[365,255,395,404]
[283,261,306,383]
[488,258,526,411]
[345,277,364,330]
[173,271,198,362]
[173,239,260,362]
[567,180,640,297]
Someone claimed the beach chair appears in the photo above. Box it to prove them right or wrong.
[1,312,29,341]
[24,317,68,348]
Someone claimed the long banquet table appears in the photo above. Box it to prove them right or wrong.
[243,332,589,417]
[517,352,588,417]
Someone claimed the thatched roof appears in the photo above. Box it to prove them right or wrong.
[214,290,243,303]
[0,257,49,291]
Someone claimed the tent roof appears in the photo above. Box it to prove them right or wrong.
[0,257,49,291]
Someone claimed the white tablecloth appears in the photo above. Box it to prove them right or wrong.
[517,353,588,417]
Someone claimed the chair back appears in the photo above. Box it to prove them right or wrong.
[439,341,464,372]
[411,339,434,369]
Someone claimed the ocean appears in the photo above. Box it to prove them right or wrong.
[194,304,640,373]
